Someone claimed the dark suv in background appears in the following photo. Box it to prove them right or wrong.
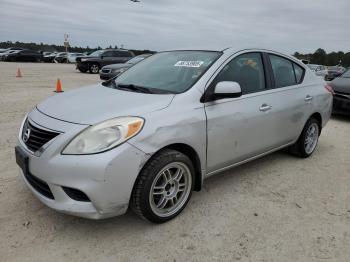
[3,49,42,62]
[76,49,134,73]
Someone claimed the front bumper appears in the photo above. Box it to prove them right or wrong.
[99,71,117,80]
[17,110,149,219]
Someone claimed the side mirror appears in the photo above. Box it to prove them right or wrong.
[201,81,242,102]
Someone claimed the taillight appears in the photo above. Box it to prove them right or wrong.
[325,84,334,95]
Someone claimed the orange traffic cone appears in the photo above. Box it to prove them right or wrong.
[16,68,22,77]
[54,79,63,93]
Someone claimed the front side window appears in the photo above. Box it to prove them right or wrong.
[115,51,221,94]
[89,50,104,57]
[269,54,304,87]
[211,52,266,94]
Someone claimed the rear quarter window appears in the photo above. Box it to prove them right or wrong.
[293,63,304,84]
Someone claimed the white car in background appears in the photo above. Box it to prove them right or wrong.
[307,64,328,78]
[67,53,84,63]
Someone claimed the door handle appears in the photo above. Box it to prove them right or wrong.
[259,104,272,112]
[305,95,313,102]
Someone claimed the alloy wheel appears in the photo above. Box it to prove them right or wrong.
[304,122,319,154]
[149,162,192,217]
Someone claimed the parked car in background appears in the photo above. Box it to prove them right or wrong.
[76,49,135,73]
[67,53,84,63]
[54,52,68,63]
[15,48,332,223]
[3,49,42,62]
[42,52,58,63]
[0,49,22,60]
[100,53,152,80]
[307,64,328,78]
[325,66,346,81]
[329,69,350,115]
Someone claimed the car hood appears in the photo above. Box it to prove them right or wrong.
[331,78,350,93]
[103,63,131,70]
[37,84,175,125]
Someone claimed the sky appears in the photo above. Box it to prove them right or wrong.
[0,0,349,54]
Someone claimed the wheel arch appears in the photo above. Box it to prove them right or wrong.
[140,143,203,192]
[309,112,322,134]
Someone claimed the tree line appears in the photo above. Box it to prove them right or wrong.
[0,41,155,56]
[294,48,350,67]
[0,41,349,67]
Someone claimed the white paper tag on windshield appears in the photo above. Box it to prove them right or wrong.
[174,61,204,68]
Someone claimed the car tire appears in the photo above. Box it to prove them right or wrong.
[290,117,320,158]
[89,63,100,74]
[131,149,194,223]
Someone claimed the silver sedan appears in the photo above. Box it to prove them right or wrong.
[15,47,333,223]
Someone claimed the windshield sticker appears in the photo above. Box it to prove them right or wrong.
[174,61,204,68]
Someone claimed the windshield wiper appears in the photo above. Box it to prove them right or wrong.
[117,84,154,94]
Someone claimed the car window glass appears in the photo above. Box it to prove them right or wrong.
[115,51,131,57]
[211,52,266,94]
[269,54,297,87]
[103,51,114,57]
[293,63,304,83]
[124,52,133,57]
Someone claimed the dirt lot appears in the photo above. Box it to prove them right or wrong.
[0,62,349,262]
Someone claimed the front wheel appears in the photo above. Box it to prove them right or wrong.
[290,118,320,158]
[131,149,194,223]
[89,63,100,74]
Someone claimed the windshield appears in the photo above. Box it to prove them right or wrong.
[89,50,104,56]
[114,51,221,94]
[341,69,350,78]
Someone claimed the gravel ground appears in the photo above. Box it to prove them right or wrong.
[0,62,349,262]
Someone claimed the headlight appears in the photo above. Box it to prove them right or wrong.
[80,58,87,62]
[62,117,144,155]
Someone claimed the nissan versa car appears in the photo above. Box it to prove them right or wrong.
[15,48,333,223]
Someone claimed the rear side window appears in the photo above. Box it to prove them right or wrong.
[114,51,132,57]
[211,52,266,94]
[269,54,305,87]
[103,51,114,57]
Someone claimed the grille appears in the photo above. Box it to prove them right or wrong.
[101,68,112,74]
[22,119,60,152]
[25,172,54,199]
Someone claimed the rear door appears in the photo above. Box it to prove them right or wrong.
[112,51,133,63]
[266,53,309,143]
[100,51,116,66]
[205,52,285,173]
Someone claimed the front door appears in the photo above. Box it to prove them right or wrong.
[205,52,280,174]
